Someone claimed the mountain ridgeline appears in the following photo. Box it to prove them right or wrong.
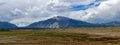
[27,16,94,28]
[0,22,17,29]
[0,16,120,29]
[26,16,119,28]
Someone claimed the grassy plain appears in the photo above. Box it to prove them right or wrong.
[0,27,120,45]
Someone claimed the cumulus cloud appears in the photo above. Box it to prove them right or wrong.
[0,0,119,27]
[46,0,100,12]
[82,0,120,23]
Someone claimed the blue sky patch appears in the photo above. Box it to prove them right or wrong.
[70,0,101,11]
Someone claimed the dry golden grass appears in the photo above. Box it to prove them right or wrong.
[0,27,120,45]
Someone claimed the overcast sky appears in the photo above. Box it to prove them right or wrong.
[0,0,120,27]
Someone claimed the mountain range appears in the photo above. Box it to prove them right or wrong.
[27,16,95,28]
[0,16,120,29]
[0,22,17,29]
[103,21,120,27]
[26,16,120,28]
